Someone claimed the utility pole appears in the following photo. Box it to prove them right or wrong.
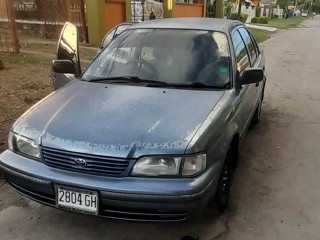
[238,0,243,15]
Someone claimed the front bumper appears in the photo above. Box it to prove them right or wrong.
[0,150,221,222]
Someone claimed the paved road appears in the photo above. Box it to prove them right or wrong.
[1,17,320,240]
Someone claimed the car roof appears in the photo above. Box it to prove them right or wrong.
[129,18,243,33]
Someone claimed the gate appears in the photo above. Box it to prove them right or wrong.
[13,0,87,42]
[0,0,19,53]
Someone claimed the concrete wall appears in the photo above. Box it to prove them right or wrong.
[175,3,203,17]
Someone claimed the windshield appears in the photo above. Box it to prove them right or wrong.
[83,29,231,87]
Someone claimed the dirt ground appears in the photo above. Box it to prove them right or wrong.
[0,38,98,153]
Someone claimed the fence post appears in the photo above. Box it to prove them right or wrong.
[79,0,88,43]
[6,0,19,54]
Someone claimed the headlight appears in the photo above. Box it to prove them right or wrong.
[131,153,206,177]
[9,132,41,159]
[182,153,206,176]
[131,156,182,176]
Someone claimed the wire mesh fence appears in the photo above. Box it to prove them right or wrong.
[0,0,19,53]
[13,0,87,41]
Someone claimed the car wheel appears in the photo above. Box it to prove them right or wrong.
[215,148,233,213]
[250,95,262,126]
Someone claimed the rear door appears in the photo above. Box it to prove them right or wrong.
[52,22,81,90]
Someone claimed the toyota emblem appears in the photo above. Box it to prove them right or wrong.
[74,158,87,168]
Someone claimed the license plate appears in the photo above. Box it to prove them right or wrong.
[55,185,99,215]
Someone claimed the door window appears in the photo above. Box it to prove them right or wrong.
[232,30,250,73]
[238,28,257,65]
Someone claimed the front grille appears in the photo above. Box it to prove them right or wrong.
[100,206,189,222]
[42,147,133,177]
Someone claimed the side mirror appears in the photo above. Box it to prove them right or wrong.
[56,22,81,77]
[240,68,264,85]
[52,60,75,74]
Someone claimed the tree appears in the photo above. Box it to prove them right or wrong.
[224,0,233,18]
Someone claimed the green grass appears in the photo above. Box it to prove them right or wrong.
[267,17,307,29]
[249,28,272,43]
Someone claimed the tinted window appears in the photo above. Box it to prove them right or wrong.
[238,28,257,65]
[84,29,231,87]
[232,30,249,73]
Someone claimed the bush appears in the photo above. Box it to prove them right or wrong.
[255,6,261,17]
[259,16,269,24]
[240,13,249,23]
[230,13,240,20]
[251,17,260,23]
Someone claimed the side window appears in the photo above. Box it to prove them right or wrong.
[238,28,257,65]
[102,29,116,48]
[232,30,250,73]
[250,34,259,56]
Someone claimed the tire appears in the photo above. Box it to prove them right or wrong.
[214,148,234,213]
[250,96,262,126]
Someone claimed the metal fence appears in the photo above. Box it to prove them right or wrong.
[0,0,19,53]
[13,0,87,41]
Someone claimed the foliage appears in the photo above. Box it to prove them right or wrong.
[206,0,215,18]
[230,13,240,20]
[231,13,249,23]
[260,16,269,24]
[250,17,269,24]
[251,17,260,23]
[255,6,261,17]
[276,0,294,10]
[240,13,249,23]
[311,0,320,13]
[224,0,233,19]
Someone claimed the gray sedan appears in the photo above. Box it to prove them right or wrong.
[0,18,265,222]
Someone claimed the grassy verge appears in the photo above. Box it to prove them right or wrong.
[267,17,307,29]
[1,52,52,66]
[249,28,272,43]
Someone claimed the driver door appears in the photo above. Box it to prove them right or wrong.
[52,22,81,90]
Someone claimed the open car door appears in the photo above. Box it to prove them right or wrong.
[52,22,81,90]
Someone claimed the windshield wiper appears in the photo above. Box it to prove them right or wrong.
[87,76,166,84]
[147,81,228,89]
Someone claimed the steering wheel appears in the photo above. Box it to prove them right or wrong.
[125,59,158,80]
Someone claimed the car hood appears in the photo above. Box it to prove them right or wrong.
[13,81,224,158]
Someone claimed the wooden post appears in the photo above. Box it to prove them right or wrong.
[6,0,19,54]
[79,0,88,43]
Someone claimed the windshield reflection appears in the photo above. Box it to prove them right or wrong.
[83,29,231,87]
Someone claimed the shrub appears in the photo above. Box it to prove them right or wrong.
[251,17,260,23]
[240,13,249,23]
[230,13,240,20]
[259,16,269,24]
[255,6,261,16]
